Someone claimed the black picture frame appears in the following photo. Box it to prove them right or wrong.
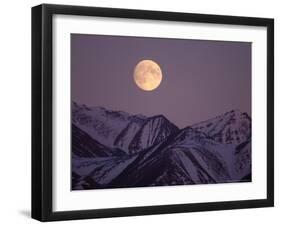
[32,3,274,222]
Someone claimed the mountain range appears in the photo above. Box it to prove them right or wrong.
[72,102,251,190]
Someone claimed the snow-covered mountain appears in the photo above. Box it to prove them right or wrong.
[192,110,251,145]
[113,120,143,153]
[115,115,179,154]
[71,103,252,190]
[72,155,138,189]
[72,124,126,158]
[73,102,178,154]
[107,127,250,188]
[72,102,146,150]
[234,138,251,180]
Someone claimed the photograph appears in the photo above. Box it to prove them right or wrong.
[71,34,252,190]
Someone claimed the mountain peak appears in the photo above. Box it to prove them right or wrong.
[72,102,250,151]
[147,114,170,122]
[127,114,179,154]
[192,109,251,145]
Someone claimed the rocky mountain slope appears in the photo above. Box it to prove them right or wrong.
[72,103,251,190]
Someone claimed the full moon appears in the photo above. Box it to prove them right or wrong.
[133,60,162,91]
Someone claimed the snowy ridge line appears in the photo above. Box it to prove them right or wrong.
[72,102,251,190]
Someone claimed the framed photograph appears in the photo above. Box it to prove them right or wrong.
[32,4,274,221]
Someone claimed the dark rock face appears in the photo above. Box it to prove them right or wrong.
[72,102,252,190]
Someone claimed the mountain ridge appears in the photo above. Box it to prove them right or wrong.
[71,102,252,190]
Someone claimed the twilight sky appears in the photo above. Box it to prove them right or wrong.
[71,34,251,128]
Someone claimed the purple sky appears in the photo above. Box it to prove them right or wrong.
[71,34,251,128]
